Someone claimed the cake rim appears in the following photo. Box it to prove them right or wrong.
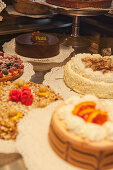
[51,102,113,150]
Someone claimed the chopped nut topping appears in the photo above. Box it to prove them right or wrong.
[14,79,25,87]
[82,56,113,74]
[39,84,48,93]
[0,80,63,140]
[7,108,18,117]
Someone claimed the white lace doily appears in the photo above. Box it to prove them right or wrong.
[6,5,53,18]
[3,38,74,71]
[44,66,81,99]
[0,140,17,153]
[0,0,6,13]
[20,62,35,81]
[0,0,6,21]
[16,102,81,170]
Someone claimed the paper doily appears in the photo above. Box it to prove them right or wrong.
[20,62,35,81]
[3,38,74,71]
[0,0,6,21]
[6,5,53,18]
[16,102,82,170]
[44,66,81,99]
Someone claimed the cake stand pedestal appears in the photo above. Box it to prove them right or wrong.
[44,2,110,52]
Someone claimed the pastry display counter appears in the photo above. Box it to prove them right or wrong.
[0,1,113,170]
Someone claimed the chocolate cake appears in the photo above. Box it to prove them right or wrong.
[15,32,60,59]
[46,0,112,9]
[13,0,49,15]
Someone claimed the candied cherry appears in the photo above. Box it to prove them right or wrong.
[0,72,3,78]
[0,52,4,57]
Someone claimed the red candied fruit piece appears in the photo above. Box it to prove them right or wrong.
[18,69,21,73]
[0,72,3,78]
[13,67,17,71]
[11,72,16,76]
[9,68,14,73]
[21,64,24,69]
[0,52,4,57]
[92,114,108,125]
[14,57,18,60]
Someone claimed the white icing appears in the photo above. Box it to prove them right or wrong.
[84,123,107,142]
[71,53,113,83]
[58,95,113,142]
[104,122,113,140]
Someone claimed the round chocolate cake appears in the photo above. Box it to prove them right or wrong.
[46,0,112,9]
[13,0,49,15]
[15,32,60,59]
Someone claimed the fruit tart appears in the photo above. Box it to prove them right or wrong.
[0,52,24,82]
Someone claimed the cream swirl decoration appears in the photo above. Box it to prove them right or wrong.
[58,95,113,142]
[71,53,113,83]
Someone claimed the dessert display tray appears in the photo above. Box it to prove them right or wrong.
[0,2,112,170]
[42,2,110,16]
[1,65,113,170]
[2,38,74,71]
[6,5,54,18]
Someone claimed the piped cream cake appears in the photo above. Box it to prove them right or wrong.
[48,95,113,170]
[64,53,113,99]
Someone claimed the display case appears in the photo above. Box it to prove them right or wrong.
[0,1,113,170]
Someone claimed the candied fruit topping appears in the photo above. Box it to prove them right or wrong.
[72,101,108,125]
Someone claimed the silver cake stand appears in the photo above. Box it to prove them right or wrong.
[42,2,110,52]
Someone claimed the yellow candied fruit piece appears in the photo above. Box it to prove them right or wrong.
[23,84,28,87]
[38,91,49,96]
[14,71,18,74]
[8,73,12,76]
[15,84,19,88]
[0,89,2,94]
[9,112,22,121]
[3,74,6,77]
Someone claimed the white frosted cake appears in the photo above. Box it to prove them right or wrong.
[64,53,113,98]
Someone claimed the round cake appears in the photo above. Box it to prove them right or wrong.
[64,53,113,99]
[46,0,112,8]
[0,52,24,82]
[49,95,113,170]
[13,0,49,15]
[15,32,60,59]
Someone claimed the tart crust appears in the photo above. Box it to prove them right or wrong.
[48,103,113,170]
[0,70,23,82]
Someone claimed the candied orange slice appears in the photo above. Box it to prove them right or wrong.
[72,101,108,125]
[87,110,108,124]
[87,110,101,123]
[72,101,96,115]
[77,108,95,121]
[77,108,95,116]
